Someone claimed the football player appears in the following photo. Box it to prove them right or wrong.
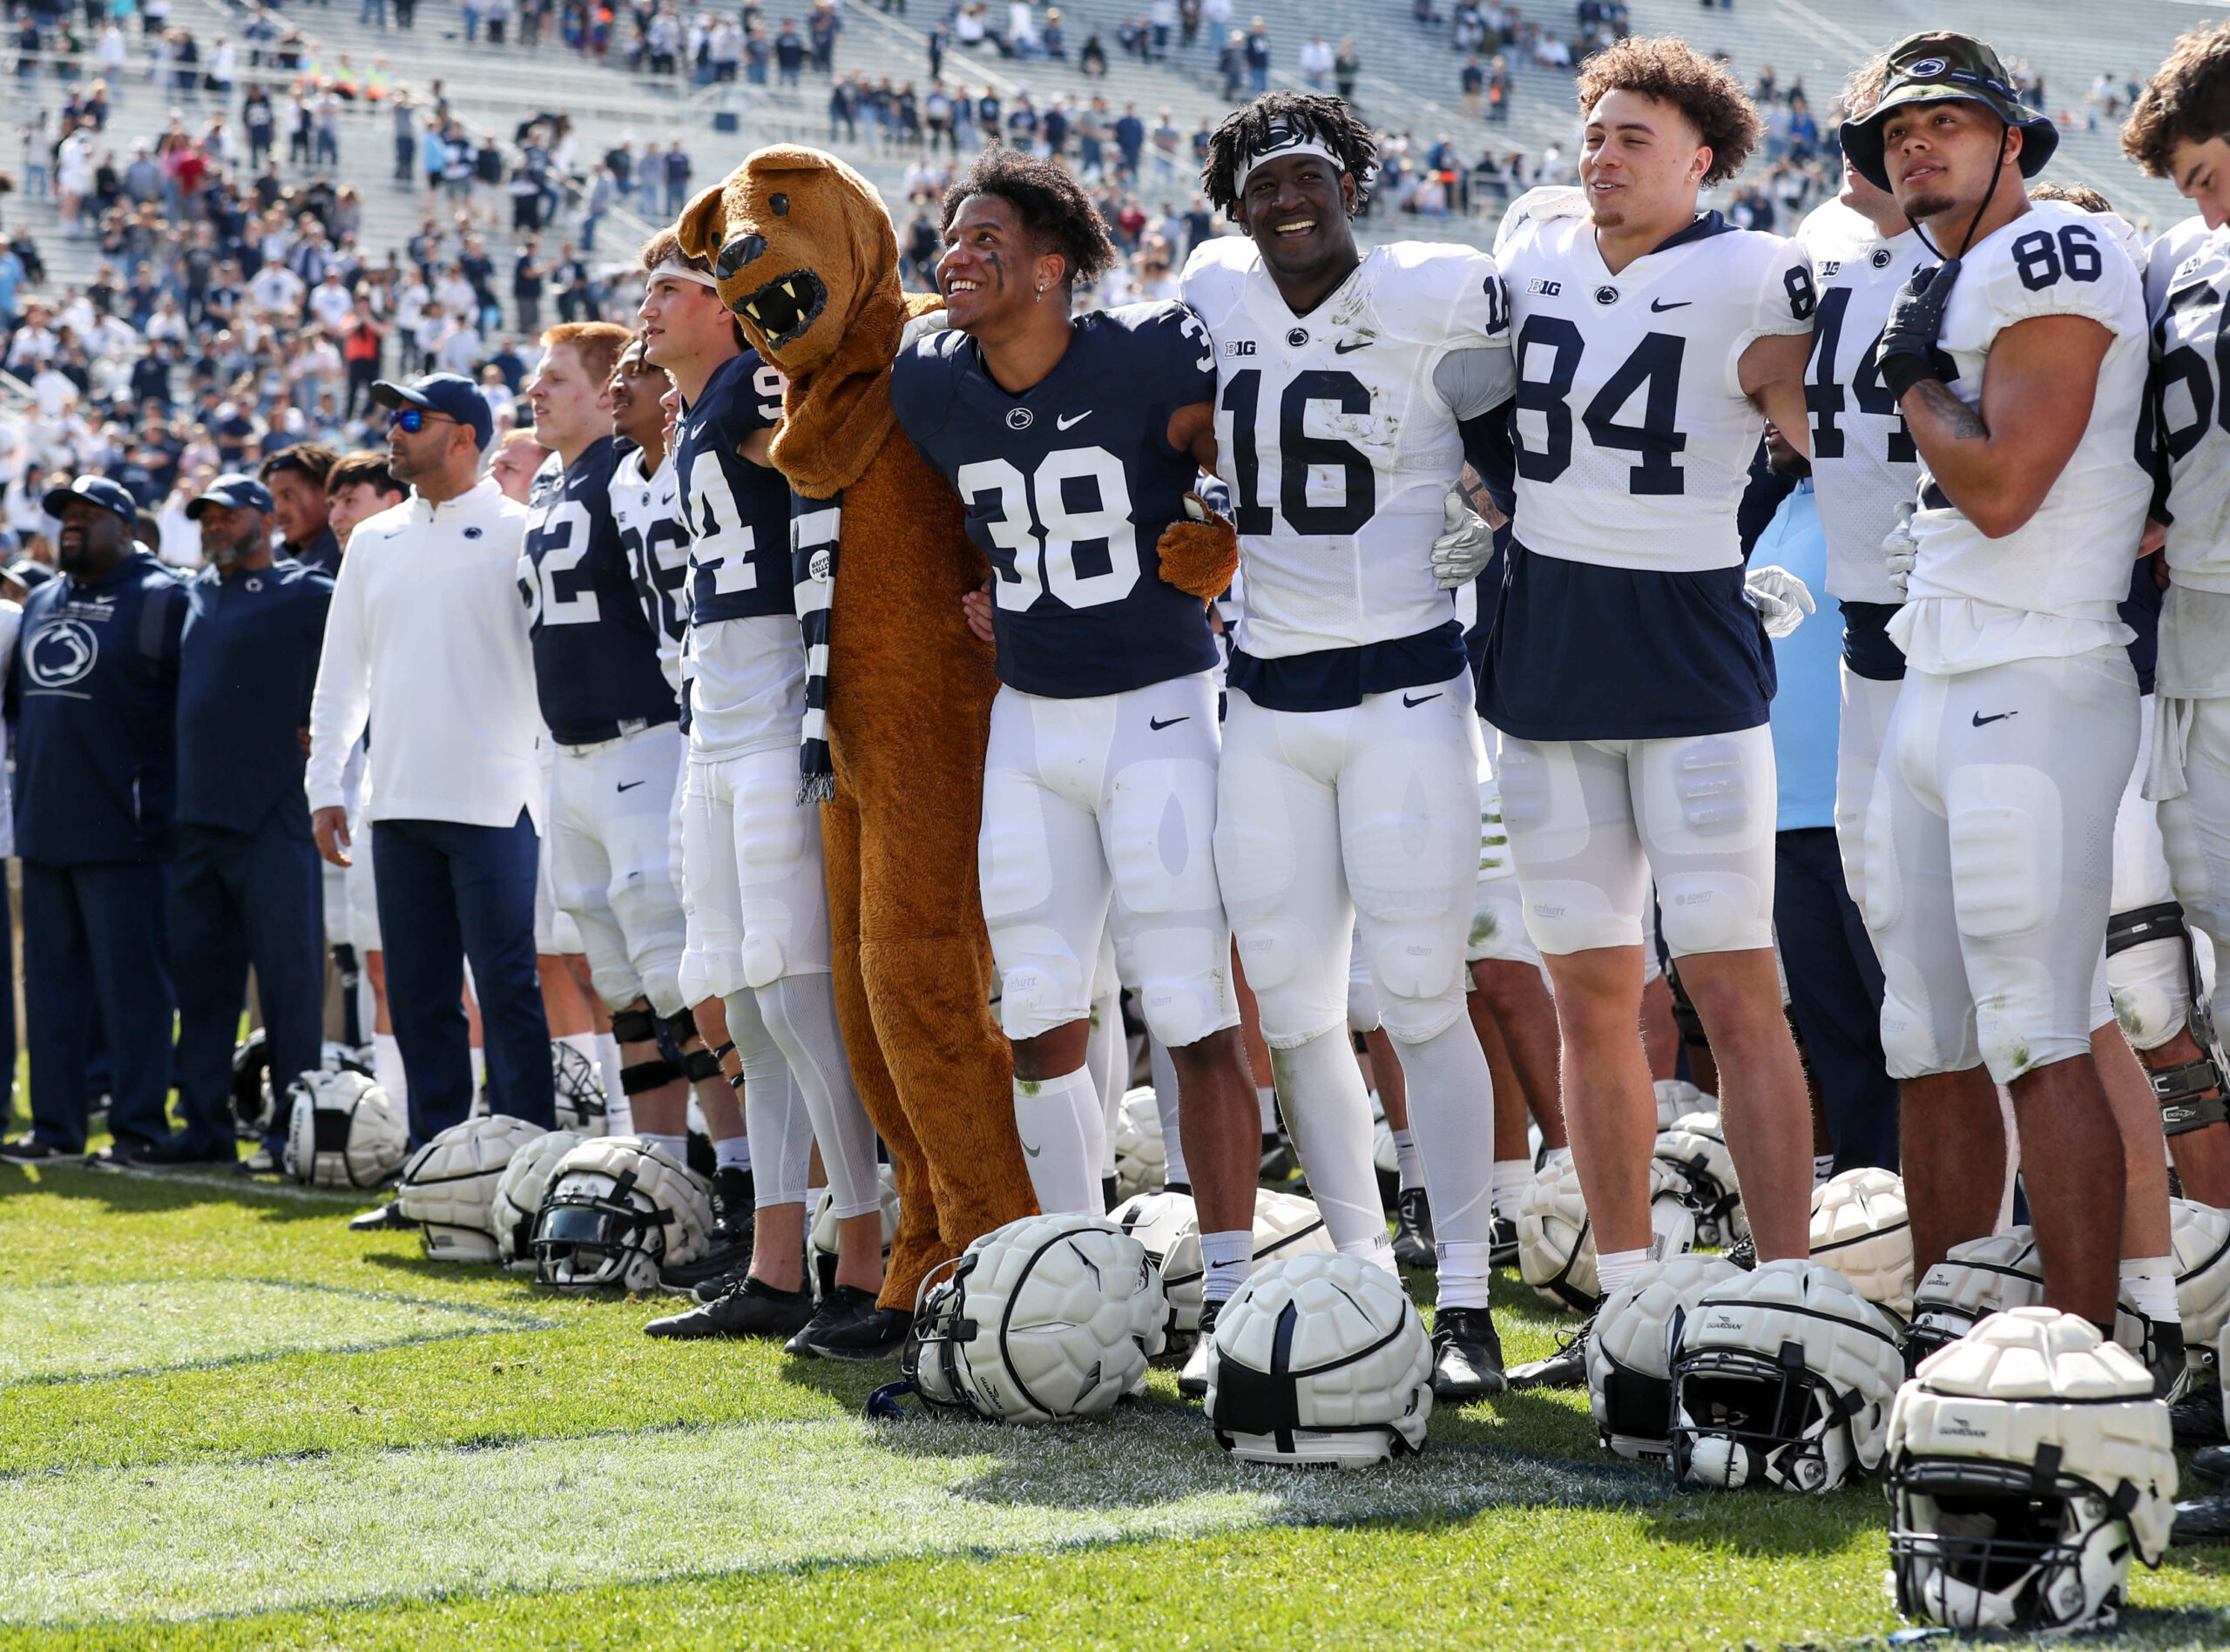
[608,335,689,705]
[2120,32,2230,1213]
[1840,32,2151,1330]
[1485,37,1819,1386]
[1183,91,1517,1399]
[891,147,1263,1366]
[634,230,889,1353]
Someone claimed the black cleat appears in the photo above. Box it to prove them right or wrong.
[1431,1305,1506,1400]
[659,1236,754,1296]
[135,1137,239,1170]
[645,1275,814,1340]
[84,1142,159,1170]
[348,1201,419,1231]
[0,1136,73,1164]
[706,1165,755,1245]
[1506,1316,1593,1390]
[2173,1489,2230,1545]
[1178,1298,1221,1398]
[1489,1213,1519,1269]
[2192,1444,2230,1486]
[2172,1375,2227,1446]
[786,1284,878,1357]
[806,1304,913,1361]
[1393,1186,1436,1270]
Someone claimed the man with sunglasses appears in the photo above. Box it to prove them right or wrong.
[307,372,558,1146]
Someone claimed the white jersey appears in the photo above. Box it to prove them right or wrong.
[2146,219,2230,698]
[1178,235,1510,660]
[1797,199,1929,604]
[1493,186,1814,573]
[610,444,689,697]
[1890,200,2151,675]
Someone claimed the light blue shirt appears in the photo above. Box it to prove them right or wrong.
[1757,479,1840,832]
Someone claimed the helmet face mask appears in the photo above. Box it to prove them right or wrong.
[1671,1348,1857,1492]
[529,1139,710,1292]
[1892,1461,2132,1632]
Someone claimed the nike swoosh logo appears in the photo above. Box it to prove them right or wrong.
[1021,1141,1041,1157]
[1056,412,1091,430]
[1148,715,1190,731]
[1650,298,1693,312]
[617,779,647,791]
[1333,338,1370,354]
[1970,711,2017,727]
[1402,692,1443,709]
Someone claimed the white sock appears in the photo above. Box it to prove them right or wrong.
[1199,1228,1252,1309]
[2121,1256,2178,1324]
[722,988,814,1208]
[1596,1245,1651,1299]
[1436,1239,1496,1311]
[1149,1036,1189,1188]
[1269,1027,1393,1271]
[372,1032,408,1108]
[1257,1084,1278,1135]
[470,1046,486,1096]
[595,1032,626,1116]
[1492,1157,1531,1222]
[713,1135,752,1174]
[1391,1127,1424,1194]
[1013,1067,1107,1215]
[1390,1018,1496,1249]
[638,1131,687,1159]
[1814,1153,1836,1187]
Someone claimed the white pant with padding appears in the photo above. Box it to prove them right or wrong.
[2110,693,2197,1050]
[1862,648,2139,1084]
[1214,672,1484,1049]
[2156,692,2230,1045]
[980,674,1238,1050]
[1836,665,1902,927]
[1495,723,1779,961]
[1469,755,1544,969]
[551,723,690,1018]
[680,739,832,1004]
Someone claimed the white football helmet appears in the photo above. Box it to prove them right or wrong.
[1670,1259,1904,1493]
[810,1163,901,1298]
[1653,1110,1747,1249]
[1588,1254,1746,1463]
[1889,1308,2177,1634]
[395,1115,548,1262]
[530,1136,714,1291]
[1653,1078,1710,1133]
[1110,1189,1203,1336]
[1206,1251,1434,1466]
[1517,1156,1694,1312]
[286,1070,409,1189]
[492,1129,583,1270]
[2172,1197,2230,1352]
[1906,1228,2044,1370]
[1112,1086,1167,1202]
[551,1041,610,1136]
[906,1213,1167,1424]
[1809,1166,1915,1322]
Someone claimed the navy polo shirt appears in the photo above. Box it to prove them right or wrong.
[177,557,334,838]
[285,524,342,576]
[11,551,188,865]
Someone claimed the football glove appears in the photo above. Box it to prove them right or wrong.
[1882,500,1918,597]
[1156,492,1239,603]
[1429,492,1497,590]
[1875,260,1961,401]
[1744,563,1815,639]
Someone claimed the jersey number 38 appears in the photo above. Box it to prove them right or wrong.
[958,445,1140,612]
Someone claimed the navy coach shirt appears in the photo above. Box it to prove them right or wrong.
[11,550,188,864]
[177,557,334,837]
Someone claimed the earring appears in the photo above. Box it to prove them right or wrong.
[1035,282,1046,301]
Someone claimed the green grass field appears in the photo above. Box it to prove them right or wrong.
[3,1132,2227,1650]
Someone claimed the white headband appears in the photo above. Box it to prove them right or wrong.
[1235,133,1346,194]
[647,256,720,290]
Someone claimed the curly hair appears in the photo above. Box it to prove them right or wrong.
[1199,90,1379,216]
[2124,24,2230,179]
[1839,51,1892,122]
[941,145,1118,289]
[2028,180,2113,213]
[1574,36,1762,187]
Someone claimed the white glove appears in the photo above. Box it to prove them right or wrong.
[1744,563,1815,640]
[1882,499,1918,598]
[1429,492,1496,589]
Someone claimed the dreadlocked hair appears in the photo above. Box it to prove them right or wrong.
[1199,91,1379,216]
[941,146,1118,289]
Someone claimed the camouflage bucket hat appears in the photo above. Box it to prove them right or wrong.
[1839,31,2058,191]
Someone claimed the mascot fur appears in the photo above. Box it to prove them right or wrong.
[677,145,1037,1311]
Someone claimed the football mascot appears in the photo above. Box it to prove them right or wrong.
[675,145,1037,1312]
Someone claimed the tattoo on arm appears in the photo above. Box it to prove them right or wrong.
[1909,377,1987,442]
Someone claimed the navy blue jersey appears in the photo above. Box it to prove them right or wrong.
[892,301,1222,698]
[674,349,792,624]
[177,557,332,837]
[517,435,679,745]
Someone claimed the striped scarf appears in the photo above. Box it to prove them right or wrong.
[790,490,842,804]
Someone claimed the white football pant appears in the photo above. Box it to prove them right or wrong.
[1835,665,1902,927]
[549,723,689,1018]
[2155,693,2230,1045]
[2111,694,2204,1050]
[1467,752,1545,973]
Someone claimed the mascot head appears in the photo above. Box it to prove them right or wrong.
[676,145,902,376]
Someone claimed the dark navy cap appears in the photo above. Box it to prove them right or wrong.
[186,472,278,519]
[371,372,495,451]
[40,474,140,526]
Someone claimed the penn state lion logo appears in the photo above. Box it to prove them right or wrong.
[25,618,98,690]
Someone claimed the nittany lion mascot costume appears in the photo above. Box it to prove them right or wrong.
[676,146,1037,1313]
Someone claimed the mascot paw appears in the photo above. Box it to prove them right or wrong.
[1155,494,1239,603]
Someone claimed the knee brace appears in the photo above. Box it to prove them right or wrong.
[610,1004,659,1045]
[2153,1054,2230,1136]
[2110,900,2214,1051]
[683,1039,734,1084]
[621,1057,682,1095]
[1665,961,1709,1056]
[658,1005,700,1053]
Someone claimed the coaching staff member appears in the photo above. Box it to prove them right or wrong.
[0,476,188,1168]
[166,474,335,1168]
[307,374,556,1141]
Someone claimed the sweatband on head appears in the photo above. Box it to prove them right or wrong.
[1235,131,1346,194]
[648,256,720,290]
